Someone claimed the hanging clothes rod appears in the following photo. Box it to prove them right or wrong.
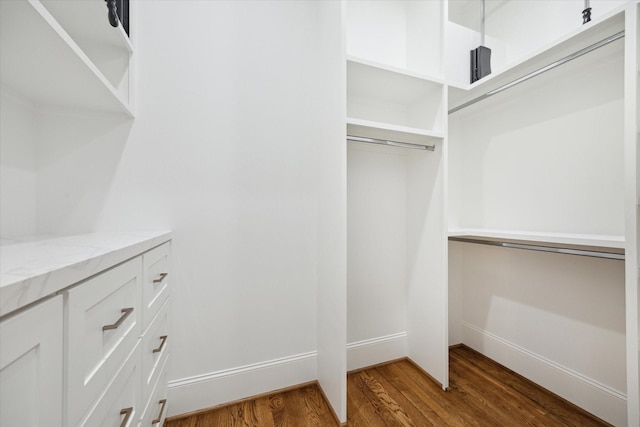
[449,30,625,114]
[347,135,436,151]
[449,236,625,260]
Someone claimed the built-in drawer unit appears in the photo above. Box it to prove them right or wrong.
[140,355,169,427]
[65,256,142,426]
[142,298,170,405]
[142,242,170,331]
[80,343,141,427]
[0,232,171,427]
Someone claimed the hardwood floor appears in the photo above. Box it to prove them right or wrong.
[165,345,610,427]
[165,383,338,427]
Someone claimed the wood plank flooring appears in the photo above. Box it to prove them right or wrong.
[165,345,611,427]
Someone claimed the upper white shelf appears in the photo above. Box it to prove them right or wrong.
[347,58,444,135]
[0,0,133,116]
[40,0,132,54]
[448,5,626,112]
[448,228,625,250]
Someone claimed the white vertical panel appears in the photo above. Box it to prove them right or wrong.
[406,140,448,389]
[316,1,347,422]
[625,2,640,425]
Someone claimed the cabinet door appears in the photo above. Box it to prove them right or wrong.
[65,257,142,426]
[142,242,170,331]
[0,296,63,427]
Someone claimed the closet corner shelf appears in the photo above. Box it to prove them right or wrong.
[0,0,134,117]
[347,117,444,147]
[346,55,444,85]
[40,0,133,54]
[448,229,625,259]
[448,4,626,112]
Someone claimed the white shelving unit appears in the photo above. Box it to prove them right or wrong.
[0,0,134,116]
[347,58,444,146]
[345,0,449,393]
[447,2,638,425]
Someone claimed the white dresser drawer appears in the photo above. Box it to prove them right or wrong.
[141,298,169,405]
[65,257,142,426]
[80,343,141,427]
[140,355,169,427]
[142,243,170,331]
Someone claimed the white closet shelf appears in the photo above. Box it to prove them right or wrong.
[448,5,626,111]
[448,228,625,250]
[347,58,444,133]
[347,118,443,147]
[347,56,443,85]
[40,0,132,54]
[0,0,133,117]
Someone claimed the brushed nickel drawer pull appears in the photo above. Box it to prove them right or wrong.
[103,308,134,331]
[151,399,167,424]
[120,407,133,427]
[153,273,168,283]
[152,335,168,353]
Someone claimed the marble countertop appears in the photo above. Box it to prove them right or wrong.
[0,231,172,317]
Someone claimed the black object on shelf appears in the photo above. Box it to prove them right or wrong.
[104,0,130,36]
[470,46,492,83]
[470,0,491,83]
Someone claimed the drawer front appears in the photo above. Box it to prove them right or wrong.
[80,343,141,427]
[142,242,170,331]
[140,355,169,427]
[141,298,169,405]
[0,296,63,427]
[66,257,142,426]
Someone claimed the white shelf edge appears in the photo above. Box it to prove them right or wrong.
[447,228,625,249]
[448,2,627,94]
[346,55,444,85]
[28,0,134,117]
[347,117,444,139]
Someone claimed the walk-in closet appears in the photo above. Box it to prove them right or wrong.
[1,0,639,426]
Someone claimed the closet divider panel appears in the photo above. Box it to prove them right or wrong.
[405,139,448,389]
[624,3,640,425]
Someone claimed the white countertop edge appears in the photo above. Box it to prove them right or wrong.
[0,231,172,318]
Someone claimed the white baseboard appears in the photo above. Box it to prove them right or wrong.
[166,351,317,417]
[462,322,627,426]
[347,332,407,372]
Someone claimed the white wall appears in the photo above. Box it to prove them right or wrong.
[347,144,408,344]
[32,0,344,417]
[0,91,38,239]
[347,144,409,371]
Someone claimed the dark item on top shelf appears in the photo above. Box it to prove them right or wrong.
[470,0,491,83]
[470,46,492,83]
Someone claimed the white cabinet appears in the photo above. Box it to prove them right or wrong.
[0,233,170,427]
[0,296,63,427]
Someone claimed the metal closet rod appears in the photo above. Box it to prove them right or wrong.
[347,135,436,151]
[449,30,625,114]
[449,237,625,260]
